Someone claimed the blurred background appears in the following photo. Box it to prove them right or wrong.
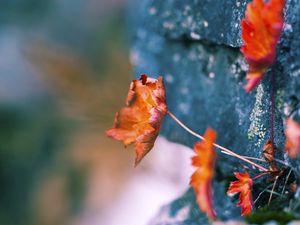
[0,1,193,225]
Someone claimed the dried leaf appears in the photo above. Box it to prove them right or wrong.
[285,118,300,158]
[241,0,285,92]
[289,183,298,193]
[106,75,167,166]
[227,172,253,216]
[190,128,217,220]
[263,140,275,163]
[263,139,278,171]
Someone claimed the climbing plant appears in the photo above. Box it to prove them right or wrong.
[106,0,300,222]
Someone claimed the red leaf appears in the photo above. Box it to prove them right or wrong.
[190,128,217,220]
[106,75,167,166]
[241,0,285,92]
[227,172,253,216]
[285,118,300,158]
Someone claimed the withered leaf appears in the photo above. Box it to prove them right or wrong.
[190,128,217,220]
[106,75,167,166]
[285,118,300,158]
[227,172,253,216]
[241,0,285,92]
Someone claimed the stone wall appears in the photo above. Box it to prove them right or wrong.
[129,0,300,224]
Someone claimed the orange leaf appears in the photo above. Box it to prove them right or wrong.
[227,172,253,216]
[106,75,167,166]
[263,140,275,163]
[285,118,300,158]
[190,128,217,220]
[263,139,277,171]
[241,0,285,92]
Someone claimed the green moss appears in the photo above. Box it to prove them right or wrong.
[245,208,300,225]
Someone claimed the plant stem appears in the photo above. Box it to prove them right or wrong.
[224,153,290,167]
[221,151,266,162]
[253,172,269,180]
[167,111,269,172]
[270,68,276,146]
[269,67,278,171]
[268,175,279,205]
[281,168,292,196]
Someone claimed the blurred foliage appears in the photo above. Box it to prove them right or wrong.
[0,0,53,25]
[245,208,300,225]
[0,102,71,225]
[0,1,131,225]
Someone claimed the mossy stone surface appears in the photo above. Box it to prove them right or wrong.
[129,0,300,224]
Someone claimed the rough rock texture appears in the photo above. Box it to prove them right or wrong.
[134,0,250,47]
[129,0,300,224]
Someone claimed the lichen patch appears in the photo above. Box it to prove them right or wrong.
[248,84,267,146]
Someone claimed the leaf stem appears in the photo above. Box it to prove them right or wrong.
[167,111,269,172]
[253,172,269,180]
[268,176,279,205]
[281,168,292,196]
[270,67,276,146]
[221,151,265,162]
[223,152,291,167]
[269,67,278,171]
